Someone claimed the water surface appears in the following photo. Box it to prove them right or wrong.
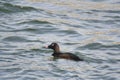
[0,0,120,80]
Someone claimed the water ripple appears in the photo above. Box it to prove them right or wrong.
[0,2,37,13]
[3,36,28,42]
[80,43,120,50]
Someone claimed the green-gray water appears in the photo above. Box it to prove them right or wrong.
[0,0,120,80]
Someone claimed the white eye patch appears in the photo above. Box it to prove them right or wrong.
[51,43,54,46]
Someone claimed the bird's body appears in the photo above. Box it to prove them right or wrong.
[45,43,83,61]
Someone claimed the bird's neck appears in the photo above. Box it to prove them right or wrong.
[53,47,60,53]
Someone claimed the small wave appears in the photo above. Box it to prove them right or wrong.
[79,43,120,50]
[2,36,28,42]
[17,20,51,25]
[91,10,120,13]
[16,28,38,32]
[0,28,38,32]
[0,2,37,13]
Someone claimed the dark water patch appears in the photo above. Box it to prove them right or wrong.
[11,28,38,32]
[104,15,120,19]
[0,28,39,33]
[0,49,11,52]
[17,20,52,25]
[106,59,119,64]
[57,14,70,19]
[3,67,21,72]
[79,43,120,50]
[33,28,58,34]
[0,2,37,13]
[64,42,79,45]
[0,27,58,34]
[101,76,117,80]
[2,36,28,42]
[79,43,102,50]
[99,65,110,70]
[0,24,14,31]
[91,10,120,14]
[0,57,16,62]
[57,30,80,36]
[85,57,104,63]
[106,52,120,56]
[22,77,38,80]
[0,44,17,49]
[108,68,120,72]
[26,28,55,34]
[1,76,21,80]
[115,2,120,4]
[1,28,39,33]
[86,19,116,24]
[90,74,117,80]
[114,20,120,22]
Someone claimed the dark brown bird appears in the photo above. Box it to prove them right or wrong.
[45,43,83,61]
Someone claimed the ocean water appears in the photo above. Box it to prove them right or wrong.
[0,0,120,80]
